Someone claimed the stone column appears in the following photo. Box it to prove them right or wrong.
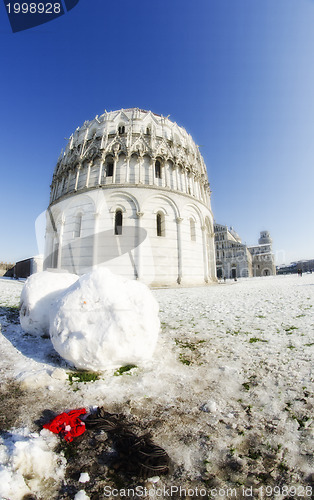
[201,225,209,283]
[98,160,104,185]
[135,211,144,279]
[51,183,56,202]
[187,173,191,195]
[177,167,182,192]
[57,217,65,269]
[112,155,118,184]
[184,168,188,194]
[174,165,179,191]
[138,155,143,184]
[191,173,197,197]
[55,181,60,199]
[201,182,206,203]
[59,176,65,197]
[195,177,201,200]
[151,157,156,185]
[93,212,100,268]
[176,217,183,284]
[66,170,71,192]
[193,176,198,198]
[86,161,92,188]
[164,162,168,188]
[125,156,130,183]
[206,187,211,205]
[74,164,81,191]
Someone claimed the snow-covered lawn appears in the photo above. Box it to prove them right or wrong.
[0,274,313,499]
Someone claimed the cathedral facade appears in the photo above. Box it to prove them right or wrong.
[44,108,216,286]
[214,224,276,279]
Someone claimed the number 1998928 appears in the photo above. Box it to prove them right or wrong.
[6,3,62,14]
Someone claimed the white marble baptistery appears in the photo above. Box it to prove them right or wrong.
[44,108,216,286]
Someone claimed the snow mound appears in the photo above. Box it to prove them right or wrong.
[74,491,90,500]
[19,270,79,336]
[0,428,66,500]
[49,267,160,371]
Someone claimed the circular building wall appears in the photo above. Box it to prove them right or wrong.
[44,108,216,286]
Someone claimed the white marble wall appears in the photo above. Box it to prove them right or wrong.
[44,188,216,286]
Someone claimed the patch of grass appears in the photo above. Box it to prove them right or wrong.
[179,354,191,366]
[284,325,298,334]
[291,414,309,428]
[296,314,305,318]
[245,405,252,415]
[278,461,289,472]
[175,339,206,350]
[113,364,137,376]
[226,328,250,336]
[249,337,268,343]
[242,382,250,391]
[68,371,100,384]
[256,315,266,319]
[287,345,296,350]
[58,441,78,460]
[247,448,262,460]
[305,343,314,347]
[0,305,20,324]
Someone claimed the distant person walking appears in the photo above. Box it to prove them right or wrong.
[298,269,303,277]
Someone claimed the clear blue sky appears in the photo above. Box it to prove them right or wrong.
[1,0,313,265]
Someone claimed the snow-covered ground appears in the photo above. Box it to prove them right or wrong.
[0,274,313,499]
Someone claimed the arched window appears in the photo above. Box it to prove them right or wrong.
[156,212,165,237]
[74,213,82,238]
[190,218,196,241]
[118,125,125,135]
[155,160,161,179]
[114,210,123,235]
[146,127,151,135]
[106,157,114,177]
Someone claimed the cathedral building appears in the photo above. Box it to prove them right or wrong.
[44,108,216,286]
[214,224,276,279]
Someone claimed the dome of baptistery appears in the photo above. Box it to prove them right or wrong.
[44,108,216,286]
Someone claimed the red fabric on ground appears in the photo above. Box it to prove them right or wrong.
[43,408,87,442]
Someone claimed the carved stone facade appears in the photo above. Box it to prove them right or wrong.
[214,224,276,279]
[44,108,216,286]
[214,224,253,279]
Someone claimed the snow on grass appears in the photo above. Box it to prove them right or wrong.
[0,274,313,498]
[0,427,66,500]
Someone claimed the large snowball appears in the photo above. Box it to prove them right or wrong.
[49,268,160,371]
[20,271,79,336]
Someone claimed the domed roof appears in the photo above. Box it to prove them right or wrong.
[49,108,211,206]
[54,108,206,175]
